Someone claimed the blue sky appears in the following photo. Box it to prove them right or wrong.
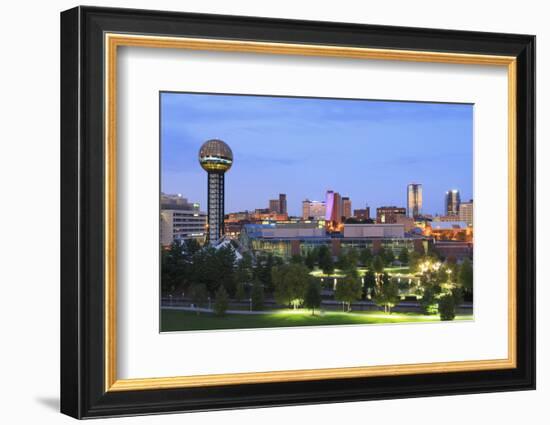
[161,92,473,217]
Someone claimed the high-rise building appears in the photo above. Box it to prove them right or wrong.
[160,194,207,246]
[407,183,423,218]
[342,197,352,219]
[459,199,474,226]
[353,207,370,220]
[325,190,342,224]
[302,199,326,220]
[269,199,280,213]
[198,139,233,243]
[279,193,287,215]
[445,189,461,216]
[376,206,406,224]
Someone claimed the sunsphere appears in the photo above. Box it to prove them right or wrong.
[198,139,233,243]
[198,139,233,173]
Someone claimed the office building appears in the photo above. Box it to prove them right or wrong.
[302,199,326,220]
[342,197,352,219]
[325,190,342,223]
[240,222,425,259]
[445,189,461,216]
[269,199,280,213]
[376,206,406,224]
[459,200,474,226]
[160,194,207,246]
[279,193,287,215]
[343,223,405,238]
[425,221,473,243]
[407,183,423,218]
[353,207,370,220]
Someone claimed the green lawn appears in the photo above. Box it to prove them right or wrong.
[383,266,411,274]
[309,267,412,278]
[161,309,473,332]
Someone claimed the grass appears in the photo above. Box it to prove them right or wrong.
[161,309,473,332]
[383,266,411,274]
[309,267,412,279]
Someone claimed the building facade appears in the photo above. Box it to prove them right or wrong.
[240,222,427,259]
[425,221,473,242]
[302,199,326,220]
[279,193,287,215]
[407,183,423,218]
[445,189,461,216]
[342,197,352,219]
[459,200,474,226]
[160,195,207,246]
[353,207,370,220]
[376,206,406,224]
[325,190,343,225]
[268,199,280,213]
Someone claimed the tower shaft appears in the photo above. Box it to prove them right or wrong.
[207,172,225,243]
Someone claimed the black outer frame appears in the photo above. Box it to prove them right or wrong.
[60,6,535,419]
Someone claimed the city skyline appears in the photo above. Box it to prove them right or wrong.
[161,92,473,216]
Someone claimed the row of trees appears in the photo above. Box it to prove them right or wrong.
[162,239,275,316]
[300,245,411,275]
[162,239,473,320]
[162,239,276,297]
[268,254,473,320]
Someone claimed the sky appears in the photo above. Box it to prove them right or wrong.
[161,92,473,217]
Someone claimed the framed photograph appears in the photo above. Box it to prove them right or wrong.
[60,6,535,419]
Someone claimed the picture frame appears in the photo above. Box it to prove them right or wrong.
[60,5,535,419]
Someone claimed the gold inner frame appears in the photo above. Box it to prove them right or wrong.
[104,33,517,392]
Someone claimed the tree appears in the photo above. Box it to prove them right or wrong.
[235,252,252,275]
[234,281,246,302]
[215,245,237,296]
[418,279,441,315]
[318,245,334,275]
[250,280,265,311]
[161,241,187,294]
[303,280,322,315]
[398,247,409,265]
[290,254,304,265]
[213,286,229,316]
[458,258,473,293]
[189,284,208,315]
[436,264,450,283]
[362,270,377,299]
[334,273,362,312]
[182,238,202,257]
[272,263,310,309]
[360,247,373,267]
[372,255,385,274]
[397,276,410,292]
[408,250,422,272]
[255,254,275,293]
[190,246,235,296]
[304,249,317,270]
[234,255,253,297]
[438,293,456,321]
[346,247,360,270]
[336,252,351,271]
[384,249,395,266]
[373,272,400,313]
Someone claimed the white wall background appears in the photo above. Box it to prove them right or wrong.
[0,0,545,423]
